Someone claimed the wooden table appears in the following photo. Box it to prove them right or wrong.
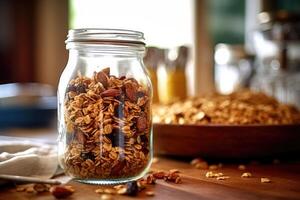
[1,157,300,200]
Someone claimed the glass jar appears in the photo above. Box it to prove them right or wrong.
[57,29,153,184]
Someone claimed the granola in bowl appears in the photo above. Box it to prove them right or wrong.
[62,67,151,180]
[153,90,300,125]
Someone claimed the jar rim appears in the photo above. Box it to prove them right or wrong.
[66,28,145,45]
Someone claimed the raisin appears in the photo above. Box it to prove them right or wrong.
[80,152,95,161]
[107,128,125,147]
[140,134,148,144]
[76,83,87,93]
[136,115,147,132]
[66,84,77,92]
[125,181,139,196]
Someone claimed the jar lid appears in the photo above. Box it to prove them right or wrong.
[66,28,145,45]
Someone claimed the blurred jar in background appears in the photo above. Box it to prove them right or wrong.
[157,46,189,104]
[251,11,300,108]
[214,44,253,94]
[144,47,163,103]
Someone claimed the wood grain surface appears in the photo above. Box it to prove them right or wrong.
[1,158,300,200]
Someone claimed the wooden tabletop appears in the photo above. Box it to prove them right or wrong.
[1,157,300,200]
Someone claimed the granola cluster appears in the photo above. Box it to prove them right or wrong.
[63,67,151,179]
[153,90,300,125]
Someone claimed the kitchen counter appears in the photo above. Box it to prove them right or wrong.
[1,157,300,200]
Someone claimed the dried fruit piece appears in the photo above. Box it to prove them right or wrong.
[125,181,139,196]
[241,172,252,178]
[50,185,74,199]
[137,115,147,132]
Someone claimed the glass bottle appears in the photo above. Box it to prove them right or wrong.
[57,29,153,184]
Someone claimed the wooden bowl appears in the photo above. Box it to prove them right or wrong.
[153,124,300,159]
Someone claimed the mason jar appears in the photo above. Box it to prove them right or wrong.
[57,29,153,184]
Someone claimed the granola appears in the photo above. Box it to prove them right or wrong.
[153,90,300,125]
[62,67,151,179]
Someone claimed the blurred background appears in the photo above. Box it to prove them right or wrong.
[1,0,300,129]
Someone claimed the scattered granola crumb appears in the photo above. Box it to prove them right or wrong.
[50,185,74,199]
[146,174,156,184]
[261,177,271,183]
[116,187,127,195]
[100,194,114,200]
[146,190,155,196]
[205,171,215,178]
[104,188,116,194]
[238,165,246,170]
[164,171,182,184]
[169,169,180,173]
[95,188,104,194]
[241,172,252,178]
[152,157,159,164]
[216,176,230,180]
[153,171,166,179]
[215,173,224,177]
[16,186,26,192]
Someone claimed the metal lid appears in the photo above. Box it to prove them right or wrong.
[66,28,145,45]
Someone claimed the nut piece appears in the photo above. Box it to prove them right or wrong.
[50,185,74,199]
[95,70,109,88]
[261,177,271,183]
[241,172,252,178]
[153,171,166,179]
[146,174,156,184]
[101,88,121,97]
[125,82,138,102]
